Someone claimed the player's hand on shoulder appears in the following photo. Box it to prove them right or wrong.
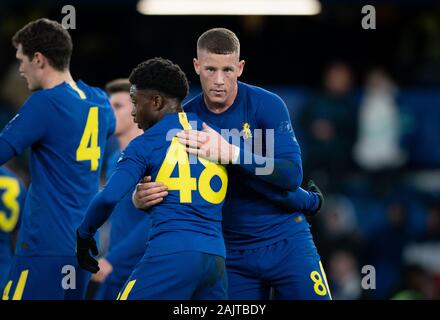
[76,230,100,273]
[176,122,235,164]
[91,258,113,283]
[132,176,168,211]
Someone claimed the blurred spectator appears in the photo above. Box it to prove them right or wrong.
[392,264,439,300]
[402,202,440,288]
[423,201,440,242]
[353,68,406,172]
[314,194,361,261]
[327,249,362,300]
[363,202,409,298]
[403,242,440,282]
[300,62,358,191]
[396,13,440,86]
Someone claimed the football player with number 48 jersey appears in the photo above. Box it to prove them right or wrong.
[77,57,228,300]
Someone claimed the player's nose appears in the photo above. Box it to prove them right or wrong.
[214,71,225,85]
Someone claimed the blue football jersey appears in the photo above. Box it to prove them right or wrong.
[184,81,309,250]
[0,166,26,242]
[0,166,26,289]
[118,112,227,257]
[104,150,150,249]
[0,81,115,256]
[104,149,151,285]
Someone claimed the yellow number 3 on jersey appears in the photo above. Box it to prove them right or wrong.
[76,107,101,171]
[0,176,20,233]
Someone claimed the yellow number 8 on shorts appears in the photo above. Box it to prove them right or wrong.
[310,261,332,299]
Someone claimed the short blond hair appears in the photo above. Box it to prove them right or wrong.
[197,28,240,56]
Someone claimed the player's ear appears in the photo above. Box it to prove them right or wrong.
[33,52,46,69]
[152,94,164,111]
[193,58,200,75]
[237,60,245,78]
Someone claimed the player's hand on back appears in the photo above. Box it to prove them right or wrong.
[132,176,168,211]
[91,258,113,283]
[76,230,100,273]
[176,122,236,164]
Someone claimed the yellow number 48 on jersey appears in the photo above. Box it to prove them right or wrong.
[156,113,228,205]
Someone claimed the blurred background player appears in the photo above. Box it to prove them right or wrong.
[76,58,228,300]
[0,18,115,299]
[0,166,26,293]
[300,62,358,192]
[90,79,150,300]
[134,28,330,300]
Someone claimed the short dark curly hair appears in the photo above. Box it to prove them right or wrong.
[129,58,189,102]
[12,18,73,71]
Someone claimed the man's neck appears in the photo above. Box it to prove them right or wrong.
[163,102,183,115]
[118,126,143,150]
[147,104,183,132]
[41,69,74,89]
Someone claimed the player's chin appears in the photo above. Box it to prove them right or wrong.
[209,94,227,104]
[29,84,40,91]
[114,128,123,137]
[27,81,40,91]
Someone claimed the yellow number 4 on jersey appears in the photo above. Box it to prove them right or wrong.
[76,107,101,171]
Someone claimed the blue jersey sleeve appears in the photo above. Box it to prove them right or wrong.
[238,171,318,212]
[104,150,121,179]
[0,139,16,165]
[235,93,303,191]
[0,91,52,157]
[15,179,27,232]
[78,139,149,238]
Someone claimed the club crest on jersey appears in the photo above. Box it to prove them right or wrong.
[242,122,252,140]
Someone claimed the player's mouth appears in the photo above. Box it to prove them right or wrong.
[211,89,226,95]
